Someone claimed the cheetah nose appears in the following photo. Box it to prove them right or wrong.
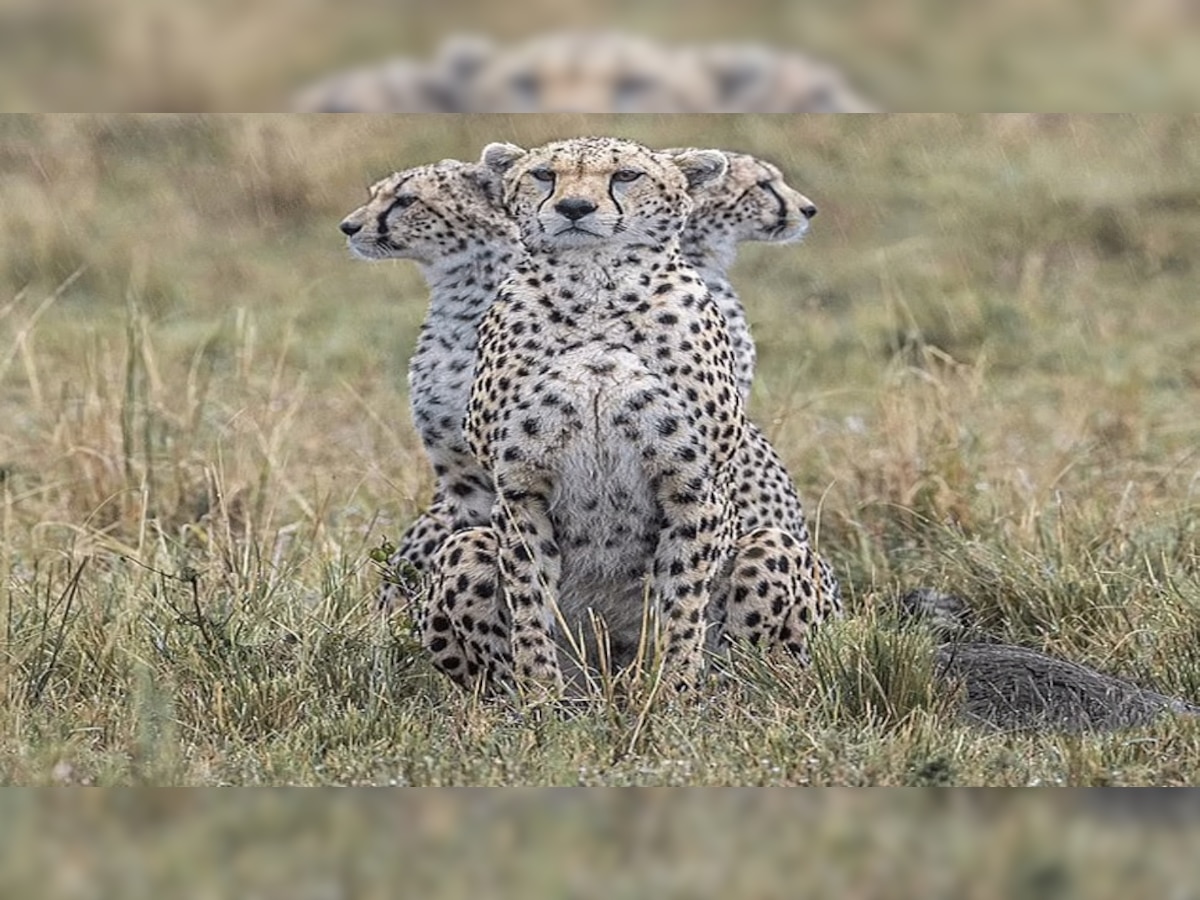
[339,219,363,236]
[554,197,598,221]
[800,204,818,220]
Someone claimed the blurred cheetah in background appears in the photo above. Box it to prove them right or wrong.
[294,31,877,112]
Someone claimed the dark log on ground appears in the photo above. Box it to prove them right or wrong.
[934,641,1200,732]
[893,589,1200,733]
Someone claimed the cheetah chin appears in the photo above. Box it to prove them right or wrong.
[345,238,398,261]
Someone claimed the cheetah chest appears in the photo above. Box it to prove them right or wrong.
[545,346,663,582]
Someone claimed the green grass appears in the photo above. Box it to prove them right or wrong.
[3,114,1200,785]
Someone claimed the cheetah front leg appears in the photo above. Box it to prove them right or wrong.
[422,526,513,693]
[492,483,566,698]
[648,467,726,695]
[377,495,455,613]
[716,527,837,663]
[378,477,501,613]
[393,493,453,570]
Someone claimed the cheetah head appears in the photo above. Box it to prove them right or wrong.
[670,149,817,248]
[468,31,714,112]
[480,137,728,253]
[689,44,878,113]
[338,159,512,264]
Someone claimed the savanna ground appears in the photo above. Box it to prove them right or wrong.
[4,790,1200,898]
[3,114,1200,788]
[4,0,1200,111]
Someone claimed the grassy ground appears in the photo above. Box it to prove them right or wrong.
[4,1,1200,111]
[3,114,1200,785]
[5,791,1200,898]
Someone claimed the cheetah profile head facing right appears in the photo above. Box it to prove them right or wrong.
[468,31,715,112]
[481,137,728,253]
[662,148,818,249]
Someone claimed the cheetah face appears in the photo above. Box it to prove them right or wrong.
[338,160,510,264]
[481,137,728,253]
[470,31,715,112]
[676,150,818,246]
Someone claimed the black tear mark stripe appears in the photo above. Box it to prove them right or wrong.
[762,182,789,229]
[754,163,790,228]
[607,177,625,232]
[533,170,557,229]
[375,174,416,234]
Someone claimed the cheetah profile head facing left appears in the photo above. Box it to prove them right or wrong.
[338,159,511,265]
[481,137,728,253]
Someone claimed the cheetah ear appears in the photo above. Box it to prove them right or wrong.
[670,149,728,191]
[481,142,527,176]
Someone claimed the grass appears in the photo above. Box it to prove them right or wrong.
[4,791,1200,898]
[5,2,1200,111]
[3,114,1200,786]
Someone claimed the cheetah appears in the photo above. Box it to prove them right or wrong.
[350,148,837,628]
[291,32,879,113]
[340,145,839,691]
[673,148,819,401]
[463,31,717,112]
[292,35,493,111]
[671,149,842,614]
[689,43,878,112]
[337,159,517,614]
[423,137,837,698]
[450,136,739,696]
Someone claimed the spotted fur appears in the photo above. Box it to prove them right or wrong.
[465,31,717,112]
[670,149,843,614]
[343,144,840,695]
[421,138,839,697]
[451,137,738,698]
[338,159,516,613]
[690,44,878,112]
[672,149,819,400]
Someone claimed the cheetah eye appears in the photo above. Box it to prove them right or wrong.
[529,168,556,183]
[757,180,775,190]
[612,169,643,183]
[393,194,418,208]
